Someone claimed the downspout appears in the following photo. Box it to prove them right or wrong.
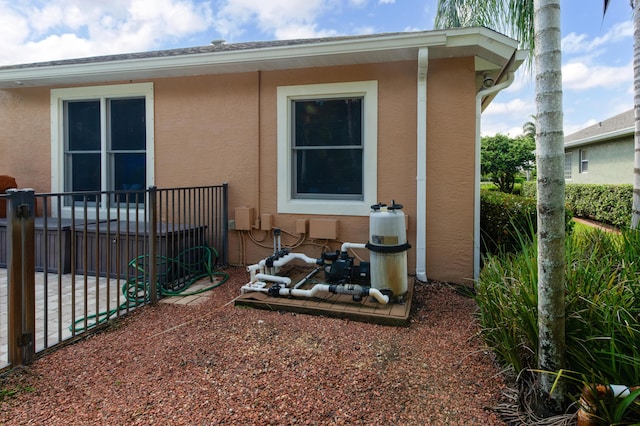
[256,70,262,219]
[415,48,428,282]
[474,71,516,280]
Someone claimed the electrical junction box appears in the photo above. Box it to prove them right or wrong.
[308,218,338,240]
[235,207,254,231]
[295,219,307,234]
[260,213,273,231]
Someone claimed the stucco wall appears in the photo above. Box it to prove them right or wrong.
[425,57,476,282]
[565,137,634,184]
[0,88,51,195]
[0,56,478,283]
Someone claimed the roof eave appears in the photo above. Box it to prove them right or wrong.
[0,27,520,89]
[564,127,635,149]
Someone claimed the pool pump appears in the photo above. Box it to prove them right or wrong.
[242,201,411,304]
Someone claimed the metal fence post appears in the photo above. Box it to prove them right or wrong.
[6,189,36,366]
[222,182,229,266]
[148,186,158,305]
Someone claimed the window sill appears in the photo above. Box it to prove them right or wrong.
[278,198,371,216]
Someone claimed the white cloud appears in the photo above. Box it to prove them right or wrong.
[0,0,214,65]
[562,21,632,54]
[480,123,524,138]
[564,119,598,137]
[379,0,395,4]
[483,97,535,118]
[214,0,332,40]
[481,97,536,136]
[0,2,30,45]
[562,61,632,91]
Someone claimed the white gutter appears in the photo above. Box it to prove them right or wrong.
[415,48,428,282]
[0,27,520,89]
[564,127,634,148]
[474,72,516,280]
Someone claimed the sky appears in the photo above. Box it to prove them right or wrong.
[0,0,635,137]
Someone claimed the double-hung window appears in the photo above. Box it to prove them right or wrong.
[277,81,377,216]
[51,83,154,215]
[579,149,588,173]
[564,152,572,179]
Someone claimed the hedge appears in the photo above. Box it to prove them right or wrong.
[521,182,632,228]
[480,189,575,256]
[480,190,537,256]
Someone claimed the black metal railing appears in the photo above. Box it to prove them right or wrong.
[0,184,228,370]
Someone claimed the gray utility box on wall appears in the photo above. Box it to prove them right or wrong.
[0,217,76,274]
[73,221,208,279]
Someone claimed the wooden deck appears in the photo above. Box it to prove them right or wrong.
[234,266,413,326]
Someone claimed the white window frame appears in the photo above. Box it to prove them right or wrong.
[277,81,377,216]
[564,152,572,180]
[579,149,588,173]
[50,82,155,219]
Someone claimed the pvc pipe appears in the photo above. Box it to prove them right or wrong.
[255,273,291,286]
[241,281,389,304]
[247,252,321,282]
[340,242,367,254]
[271,252,319,267]
[241,281,269,293]
[286,284,389,304]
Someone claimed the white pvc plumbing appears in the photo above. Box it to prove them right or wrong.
[247,252,320,282]
[240,282,390,304]
[340,242,367,253]
[243,242,390,305]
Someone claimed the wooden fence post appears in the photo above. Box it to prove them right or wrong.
[7,189,36,366]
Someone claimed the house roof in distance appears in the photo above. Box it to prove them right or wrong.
[565,109,634,148]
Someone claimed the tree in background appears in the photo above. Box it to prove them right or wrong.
[481,134,535,193]
[522,114,537,139]
[435,0,566,415]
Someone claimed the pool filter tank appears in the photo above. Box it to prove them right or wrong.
[366,201,411,300]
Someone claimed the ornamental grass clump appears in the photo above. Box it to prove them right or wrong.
[477,226,640,423]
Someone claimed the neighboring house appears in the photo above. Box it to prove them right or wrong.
[0,28,524,283]
[564,109,634,184]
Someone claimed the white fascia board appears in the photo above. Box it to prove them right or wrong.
[564,127,634,149]
[0,28,519,89]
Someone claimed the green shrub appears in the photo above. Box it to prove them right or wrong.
[480,190,573,256]
[477,228,640,423]
[520,182,632,228]
[565,184,632,228]
[480,190,536,256]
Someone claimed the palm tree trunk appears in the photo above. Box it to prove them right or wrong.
[633,2,640,229]
[534,0,566,415]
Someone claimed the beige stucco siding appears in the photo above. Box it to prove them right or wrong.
[0,56,478,283]
[426,58,476,282]
[0,88,51,192]
[237,61,419,270]
[154,73,260,207]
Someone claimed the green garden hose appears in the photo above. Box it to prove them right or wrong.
[70,245,229,332]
